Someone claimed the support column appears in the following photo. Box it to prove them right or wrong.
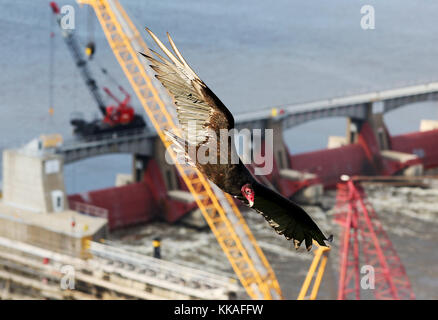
[266,119,289,170]
[346,118,363,144]
[266,119,323,204]
[369,112,390,150]
[359,102,423,176]
[153,137,178,190]
[132,137,180,189]
[132,154,149,182]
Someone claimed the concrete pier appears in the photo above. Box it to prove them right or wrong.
[0,148,107,258]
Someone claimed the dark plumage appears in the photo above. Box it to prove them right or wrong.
[141,29,331,250]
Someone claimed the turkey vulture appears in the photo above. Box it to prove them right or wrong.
[140,29,331,251]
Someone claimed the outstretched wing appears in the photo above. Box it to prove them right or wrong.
[252,183,331,249]
[140,29,235,159]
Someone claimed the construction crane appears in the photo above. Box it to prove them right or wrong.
[49,2,146,138]
[77,0,283,299]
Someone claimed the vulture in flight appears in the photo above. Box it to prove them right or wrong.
[141,29,332,251]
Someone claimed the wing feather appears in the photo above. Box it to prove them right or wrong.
[253,183,329,249]
[146,29,187,72]
[167,32,191,69]
[141,29,235,167]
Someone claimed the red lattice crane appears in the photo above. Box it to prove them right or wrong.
[334,176,415,300]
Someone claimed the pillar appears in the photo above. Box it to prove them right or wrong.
[153,137,178,190]
[266,119,290,170]
[132,154,149,182]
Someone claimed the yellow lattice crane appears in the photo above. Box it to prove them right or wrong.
[297,241,331,300]
[78,0,282,299]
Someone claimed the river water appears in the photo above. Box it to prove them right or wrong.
[0,0,437,299]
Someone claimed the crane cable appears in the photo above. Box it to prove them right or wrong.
[82,9,129,105]
[85,5,96,59]
[100,67,123,90]
[48,13,55,119]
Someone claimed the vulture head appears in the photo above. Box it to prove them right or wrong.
[241,183,255,207]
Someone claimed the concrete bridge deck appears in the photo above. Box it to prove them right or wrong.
[55,129,156,164]
[235,81,438,130]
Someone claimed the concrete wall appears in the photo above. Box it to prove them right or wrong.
[0,215,81,257]
[0,214,107,258]
[420,119,438,132]
[2,150,68,213]
[327,136,347,149]
[115,173,133,187]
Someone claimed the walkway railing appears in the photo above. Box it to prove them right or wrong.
[70,201,109,220]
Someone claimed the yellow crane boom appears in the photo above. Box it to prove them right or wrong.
[78,0,282,299]
[297,241,331,300]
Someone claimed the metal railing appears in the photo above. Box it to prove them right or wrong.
[70,201,109,219]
